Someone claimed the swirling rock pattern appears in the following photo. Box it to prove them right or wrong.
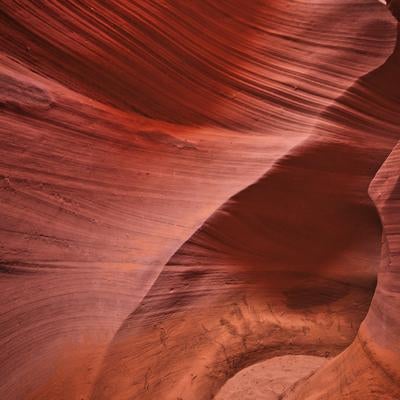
[0,1,399,399]
[283,141,400,399]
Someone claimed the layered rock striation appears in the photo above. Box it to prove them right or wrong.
[0,1,399,399]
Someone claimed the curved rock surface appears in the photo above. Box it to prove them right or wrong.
[0,1,399,399]
[283,141,400,399]
[215,355,328,400]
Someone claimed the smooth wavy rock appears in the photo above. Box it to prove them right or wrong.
[283,141,400,399]
[91,27,400,399]
[0,1,399,400]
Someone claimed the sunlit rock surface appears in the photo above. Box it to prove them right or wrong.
[0,1,399,399]
[215,355,328,399]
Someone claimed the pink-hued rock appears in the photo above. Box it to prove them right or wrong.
[215,355,328,399]
[283,142,400,399]
[0,1,399,399]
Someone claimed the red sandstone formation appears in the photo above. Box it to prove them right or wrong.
[284,140,400,398]
[216,355,329,399]
[0,1,399,399]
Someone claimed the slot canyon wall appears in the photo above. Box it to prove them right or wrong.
[0,1,399,399]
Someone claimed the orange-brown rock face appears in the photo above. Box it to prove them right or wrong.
[283,142,400,400]
[0,1,399,400]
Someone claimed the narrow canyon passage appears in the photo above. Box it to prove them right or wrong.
[91,44,400,398]
[0,1,400,400]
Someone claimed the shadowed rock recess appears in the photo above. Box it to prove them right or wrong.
[0,1,399,399]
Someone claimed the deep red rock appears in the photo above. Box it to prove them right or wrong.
[0,1,399,399]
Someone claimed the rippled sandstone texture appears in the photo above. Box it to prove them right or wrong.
[0,1,399,399]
